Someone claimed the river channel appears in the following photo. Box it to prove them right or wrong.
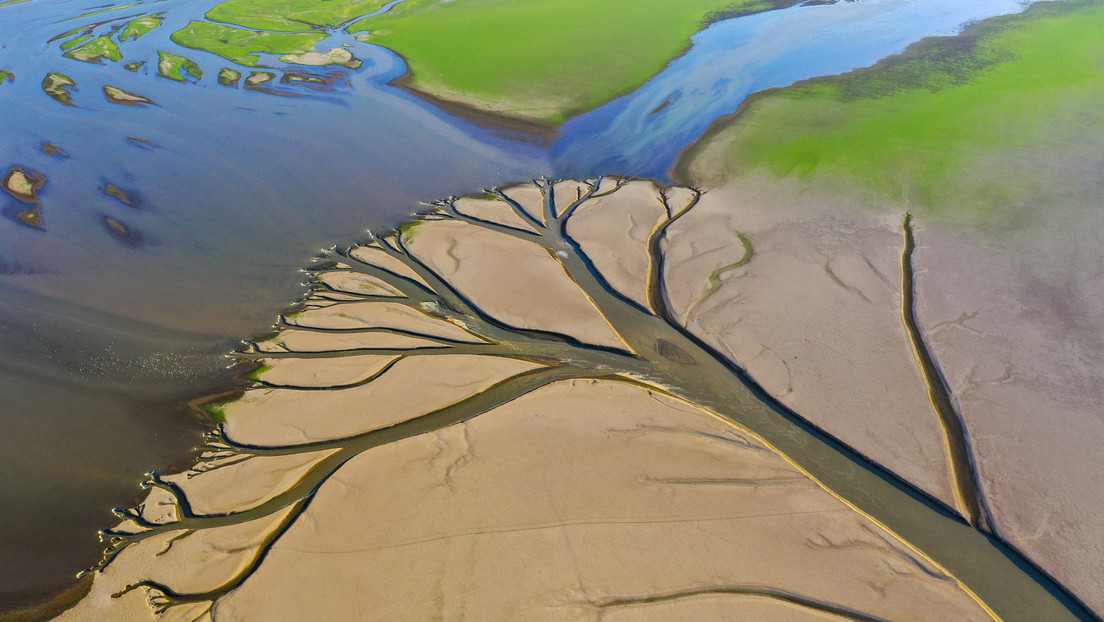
[0,0,1053,608]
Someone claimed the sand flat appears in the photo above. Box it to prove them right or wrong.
[224,355,540,445]
[669,182,956,507]
[210,380,991,621]
[406,218,628,349]
[912,218,1104,612]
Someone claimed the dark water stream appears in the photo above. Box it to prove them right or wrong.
[0,0,1053,607]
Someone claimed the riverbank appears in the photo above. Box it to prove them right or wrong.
[673,0,1104,611]
[351,0,804,125]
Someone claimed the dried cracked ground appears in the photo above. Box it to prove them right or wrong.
[56,179,1089,621]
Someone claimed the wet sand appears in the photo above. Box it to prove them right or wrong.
[44,179,1092,621]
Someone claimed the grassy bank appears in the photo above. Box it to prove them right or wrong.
[171,21,329,67]
[349,0,796,124]
[206,0,386,31]
[678,0,1104,226]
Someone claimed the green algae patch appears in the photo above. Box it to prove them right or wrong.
[0,70,13,84]
[681,0,1104,226]
[218,68,242,87]
[59,35,93,52]
[42,72,78,106]
[200,402,228,423]
[206,0,385,32]
[350,0,797,124]
[119,14,164,41]
[171,21,327,67]
[157,51,203,82]
[246,364,274,381]
[64,36,123,63]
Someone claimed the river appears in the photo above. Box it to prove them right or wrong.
[0,0,1050,607]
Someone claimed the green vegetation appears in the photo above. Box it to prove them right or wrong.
[42,73,77,106]
[350,0,796,124]
[157,51,203,82]
[63,35,123,63]
[119,14,164,41]
[206,0,385,31]
[681,0,1104,225]
[60,2,141,22]
[171,21,328,67]
[59,35,92,51]
[245,71,275,86]
[218,68,242,86]
[246,364,273,381]
[0,70,13,84]
[200,402,227,423]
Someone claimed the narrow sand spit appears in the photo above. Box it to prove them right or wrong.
[54,179,1088,621]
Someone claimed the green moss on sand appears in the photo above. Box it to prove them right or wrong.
[681,0,1104,226]
[206,0,385,32]
[157,51,203,82]
[247,364,274,381]
[218,68,242,86]
[119,14,163,41]
[201,403,227,423]
[350,0,796,124]
[63,35,123,63]
[42,72,77,106]
[60,35,92,51]
[171,21,328,67]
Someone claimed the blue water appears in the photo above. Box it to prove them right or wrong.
[552,0,1041,179]
[0,0,1052,604]
[0,0,550,600]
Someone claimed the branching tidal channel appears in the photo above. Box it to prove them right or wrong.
[76,178,1096,621]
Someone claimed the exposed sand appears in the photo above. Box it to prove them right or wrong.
[912,217,1104,612]
[669,168,1104,615]
[52,177,1086,620]
[667,180,958,509]
[2,167,45,203]
[57,380,992,621]
[101,85,156,107]
[280,48,362,69]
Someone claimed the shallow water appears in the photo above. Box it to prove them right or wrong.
[0,0,549,602]
[553,0,1043,179]
[0,0,1055,606]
